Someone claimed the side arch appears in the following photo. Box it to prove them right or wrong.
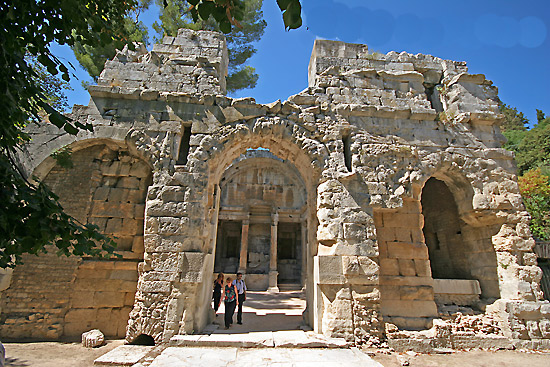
[0,137,153,339]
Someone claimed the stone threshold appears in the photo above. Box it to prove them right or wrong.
[169,329,350,348]
[94,330,350,366]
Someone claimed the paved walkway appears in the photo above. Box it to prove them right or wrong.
[147,347,383,367]
[95,291,382,366]
[212,290,307,333]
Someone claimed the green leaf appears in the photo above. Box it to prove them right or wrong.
[219,20,232,34]
[282,0,302,30]
[277,0,292,11]
[198,1,215,20]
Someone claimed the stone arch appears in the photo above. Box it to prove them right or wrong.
[418,165,501,304]
[0,137,153,339]
[196,117,329,329]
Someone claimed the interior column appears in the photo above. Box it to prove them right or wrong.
[238,216,249,274]
[268,212,279,292]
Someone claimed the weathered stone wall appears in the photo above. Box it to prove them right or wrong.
[2,29,548,346]
[0,142,150,339]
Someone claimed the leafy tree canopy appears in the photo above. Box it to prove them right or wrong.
[0,0,137,267]
[71,0,152,82]
[0,0,303,268]
[518,168,550,241]
[515,112,550,176]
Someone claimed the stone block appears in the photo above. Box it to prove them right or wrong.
[314,255,345,284]
[413,259,432,277]
[400,285,434,301]
[433,279,481,295]
[380,285,401,300]
[380,258,400,276]
[150,252,183,272]
[376,227,396,243]
[82,329,105,348]
[398,259,416,276]
[342,223,367,242]
[387,241,428,260]
[118,177,141,189]
[381,299,438,317]
[65,308,97,323]
[383,213,423,229]
[93,187,110,201]
[108,188,130,203]
[121,218,140,235]
[71,291,95,308]
[138,280,171,293]
[105,218,123,233]
[93,291,126,308]
[380,275,434,287]
[124,292,136,306]
[110,270,138,281]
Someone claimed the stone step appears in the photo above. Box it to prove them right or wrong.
[277,283,303,291]
[169,330,351,349]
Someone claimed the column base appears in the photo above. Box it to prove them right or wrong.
[268,270,278,292]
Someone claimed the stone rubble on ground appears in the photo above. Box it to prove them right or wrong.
[82,329,105,348]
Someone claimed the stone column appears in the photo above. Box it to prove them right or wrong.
[301,221,307,287]
[268,212,279,292]
[238,217,249,274]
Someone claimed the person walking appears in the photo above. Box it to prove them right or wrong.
[213,273,224,316]
[223,276,238,329]
[232,272,247,325]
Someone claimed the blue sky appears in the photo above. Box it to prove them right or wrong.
[54,0,549,126]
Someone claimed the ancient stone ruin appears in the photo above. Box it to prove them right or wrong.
[1,29,549,349]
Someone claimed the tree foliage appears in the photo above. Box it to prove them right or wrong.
[154,0,266,93]
[518,168,550,241]
[0,0,303,268]
[501,103,550,240]
[71,0,152,82]
[26,55,72,113]
[514,112,550,176]
[0,0,136,267]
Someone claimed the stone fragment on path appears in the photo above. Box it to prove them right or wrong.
[82,329,105,348]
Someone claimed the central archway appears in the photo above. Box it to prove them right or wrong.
[196,120,328,331]
[214,149,307,291]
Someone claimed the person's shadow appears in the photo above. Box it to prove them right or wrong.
[5,357,30,366]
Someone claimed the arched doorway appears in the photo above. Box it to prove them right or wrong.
[200,127,326,333]
[214,149,307,291]
[421,177,500,306]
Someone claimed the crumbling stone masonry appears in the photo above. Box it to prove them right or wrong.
[0,29,549,348]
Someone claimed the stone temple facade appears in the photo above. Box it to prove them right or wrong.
[1,29,549,348]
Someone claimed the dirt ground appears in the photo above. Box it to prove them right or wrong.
[2,341,550,367]
[3,339,125,367]
[370,349,550,367]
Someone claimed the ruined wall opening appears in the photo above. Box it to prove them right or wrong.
[129,334,155,346]
[277,222,302,285]
[198,127,325,334]
[421,177,500,305]
[342,133,352,172]
[421,178,469,279]
[176,125,192,165]
[0,139,152,339]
